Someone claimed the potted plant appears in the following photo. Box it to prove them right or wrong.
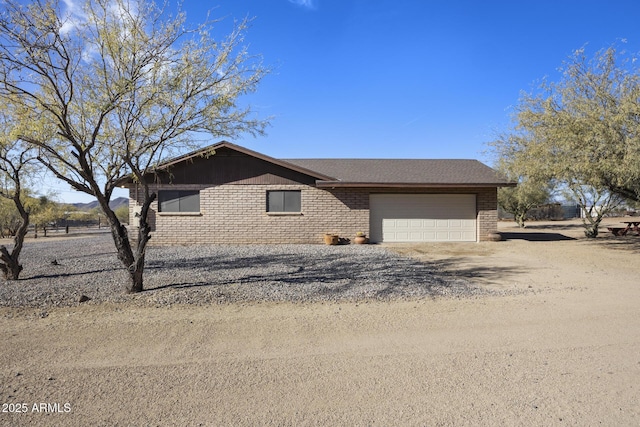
[354,231,368,244]
[324,233,339,245]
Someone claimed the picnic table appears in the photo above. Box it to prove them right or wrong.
[608,221,640,236]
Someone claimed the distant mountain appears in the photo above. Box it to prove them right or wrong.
[72,197,129,212]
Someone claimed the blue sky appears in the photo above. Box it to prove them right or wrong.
[205,0,639,160]
[51,0,640,202]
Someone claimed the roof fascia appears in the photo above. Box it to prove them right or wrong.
[315,181,517,188]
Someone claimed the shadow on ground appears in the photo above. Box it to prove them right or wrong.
[500,232,575,242]
[428,257,527,286]
[516,222,585,232]
[141,249,492,301]
[595,235,640,253]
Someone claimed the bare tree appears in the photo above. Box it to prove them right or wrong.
[0,109,37,280]
[0,0,268,291]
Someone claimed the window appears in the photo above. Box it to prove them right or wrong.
[158,190,200,213]
[267,190,301,213]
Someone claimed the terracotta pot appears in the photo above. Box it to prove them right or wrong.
[324,234,339,245]
[354,236,368,244]
[487,232,502,242]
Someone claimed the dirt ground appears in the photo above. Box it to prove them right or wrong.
[1,218,639,426]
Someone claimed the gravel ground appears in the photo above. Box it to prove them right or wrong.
[0,234,501,308]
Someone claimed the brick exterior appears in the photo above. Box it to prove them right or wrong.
[476,187,499,241]
[127,184,498,245]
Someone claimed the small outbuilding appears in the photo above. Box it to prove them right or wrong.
[122,141,513,244]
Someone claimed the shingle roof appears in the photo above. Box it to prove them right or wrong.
[284,158,512,187]
[117,141,514,187]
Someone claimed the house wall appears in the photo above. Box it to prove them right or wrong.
[127,184,498,245]
[128,183,369,245]
[475,187,499,241]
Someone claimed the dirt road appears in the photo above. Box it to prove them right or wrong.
[1,220,639,426]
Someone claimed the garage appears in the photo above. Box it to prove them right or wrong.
[369,194,477,242]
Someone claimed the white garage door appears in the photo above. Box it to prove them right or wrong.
[370,194,477,242]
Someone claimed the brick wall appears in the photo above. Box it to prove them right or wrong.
[475,187,499,241]
[128,184,369,245]
[127,184,498,245]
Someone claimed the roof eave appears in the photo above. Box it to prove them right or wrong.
[315,181,517,188]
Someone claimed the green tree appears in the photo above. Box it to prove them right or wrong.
[492,44,640,237]
[0,197,22,238]
[498,177,551,228]
[114,205,130,225]
[65,207,92,224]
[28,195,66,238]
[0,0,268,292]
[491,143,553,227]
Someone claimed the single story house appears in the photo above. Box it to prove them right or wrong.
[123,141,514,245]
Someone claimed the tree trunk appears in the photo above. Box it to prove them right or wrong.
[515,212,527,228]
[106,217,139,293]
[582,215,602,238]
[0,246,23,280]
[0,202,29,280]
[96,191,156,293]
[129,193,155,293]
[584,226,599,238]
[127,254,145,294]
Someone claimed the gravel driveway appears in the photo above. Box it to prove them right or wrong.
[0,234,491,308]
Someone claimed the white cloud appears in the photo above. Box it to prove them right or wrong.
[59,0,138,36]
[288,0,316,10]
[62,0,79,12]
[107,0,138,22]
[59,0,86,34]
